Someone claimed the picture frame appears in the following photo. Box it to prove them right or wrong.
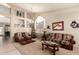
[52,21,64,31]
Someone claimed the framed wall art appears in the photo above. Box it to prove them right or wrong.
[52,21,64,31]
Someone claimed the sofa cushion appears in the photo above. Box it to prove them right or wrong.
[63,34,72,40]
[25,32,29,36]
[50,33,56,41]
[14,33,24,42]
[54,33,63,43]
[61,39,71,45]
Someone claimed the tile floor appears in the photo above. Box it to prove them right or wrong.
[0,40,21,55]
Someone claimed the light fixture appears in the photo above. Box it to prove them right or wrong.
[0,3,10,8]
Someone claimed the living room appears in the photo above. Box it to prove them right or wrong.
[0,3,79,55]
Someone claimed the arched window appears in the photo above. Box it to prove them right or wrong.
[35,16,45,33]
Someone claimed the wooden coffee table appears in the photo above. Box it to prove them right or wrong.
[42,41,59,55]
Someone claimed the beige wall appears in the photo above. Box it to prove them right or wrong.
[10,6,34,40]
[0,5,10,24]
[10,16,32,37]
[0,17,10,24]
[34,7,79,47]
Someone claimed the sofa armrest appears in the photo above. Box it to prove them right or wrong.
[70,40,76,44]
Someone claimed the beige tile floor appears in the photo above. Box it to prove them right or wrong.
[0,40,21,55]
[13,38,79,55]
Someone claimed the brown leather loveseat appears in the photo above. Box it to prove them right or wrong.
[14,32,35,45]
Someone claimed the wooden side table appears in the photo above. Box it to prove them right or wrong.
[42,41,59,55]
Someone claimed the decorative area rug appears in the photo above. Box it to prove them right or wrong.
[20,40,35,45]
[13,39,79,55]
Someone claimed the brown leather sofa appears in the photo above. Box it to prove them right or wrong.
[42,33,76,50]
[14,32,35,45]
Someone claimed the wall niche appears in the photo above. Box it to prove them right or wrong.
[16,10,25,18]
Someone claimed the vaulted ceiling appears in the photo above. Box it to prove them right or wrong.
[11,3,79,13]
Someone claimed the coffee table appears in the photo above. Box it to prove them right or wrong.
[42,41,59,55]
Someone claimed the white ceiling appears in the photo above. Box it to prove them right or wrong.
[11,3,79,13]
